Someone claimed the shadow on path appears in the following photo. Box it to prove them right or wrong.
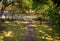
[23,24,36,41]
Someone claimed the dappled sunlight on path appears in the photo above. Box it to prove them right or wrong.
[23,26,36,41]
[23,18,36,41]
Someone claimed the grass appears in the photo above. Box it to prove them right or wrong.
[33,25,60,41]
[0,22,24,41]
[0,20,60,41]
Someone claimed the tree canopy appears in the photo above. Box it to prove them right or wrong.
[0,0,60,41]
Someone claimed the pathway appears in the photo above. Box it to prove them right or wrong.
[23,20,36,41]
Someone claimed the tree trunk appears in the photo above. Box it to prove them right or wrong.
[0,6,6,26]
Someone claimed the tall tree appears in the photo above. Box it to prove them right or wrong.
[0,0,19,25]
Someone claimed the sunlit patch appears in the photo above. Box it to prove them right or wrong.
[44,34,52,38]
[3,31,13,37]
[45,34,49,36]
[25,27,28,29]
[20,28,24,30]
[14,2,19,5]
[0,36,4,39]
[5,21,10,23]
[42,32,45,33]
[39,30,45,33]
[54,39,60,41]
[41,36,45,39]
[39,30,43,32]
[47,28,52,31]
[48,35,51,38]
[28,25,37,27]
[46,37,53,40]
[37,36,40,38]
[56,37,60,39]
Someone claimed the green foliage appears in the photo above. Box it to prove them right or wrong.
[2,0,8,6]
[22,0,33,9]
[0,0,60,41]
[0,24,24,41]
